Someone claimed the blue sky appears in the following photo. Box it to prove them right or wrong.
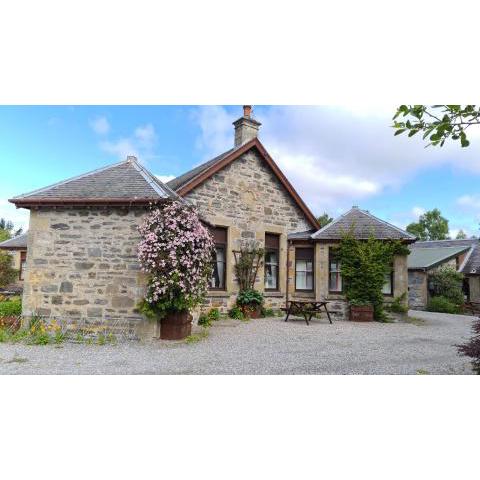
[1,105,479,237]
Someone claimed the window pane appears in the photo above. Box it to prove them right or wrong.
[296,260,306,272]
[210,247,225,289]
[296,271,306,290]
[20,261,26,281]
[329,250,342,291]
[265,264,278,289]
[265,251,278,265]
[382,273,392,294]
[306,271,313,290]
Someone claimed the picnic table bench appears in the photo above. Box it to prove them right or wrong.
[281,300,332,325]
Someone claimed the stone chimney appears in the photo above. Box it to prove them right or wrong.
[233,105,261,147]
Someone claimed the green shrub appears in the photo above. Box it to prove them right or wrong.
[236,289,264,307]
[427,296,459,314]
[198,313,211,327]
[386,293,408,314]
[0,251,18,288]
[207,308,220,322]
[261,307,275,317]
[228,306,245,320]
[0,327,11,343]
[428,266,464,306]
[0,297,22,317]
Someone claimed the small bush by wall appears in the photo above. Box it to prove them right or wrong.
[427,296,459,314]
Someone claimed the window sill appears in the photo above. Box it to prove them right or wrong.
[207,291,230,297]
[264,292,284,298]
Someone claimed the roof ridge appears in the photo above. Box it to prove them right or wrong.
[128,158,183,202]
[13,159,128,199]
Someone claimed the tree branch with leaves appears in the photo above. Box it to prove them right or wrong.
[393,105,480,147]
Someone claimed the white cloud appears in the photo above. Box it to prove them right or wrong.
[191,105,480,215]
[191,106,236,159]
[98,123,158,162]
[457,194,480,210]
[89,116,110,135]
[0,199,29,232]
[100,138,139,159]
[155,174,175,184]
[134,124,156,147]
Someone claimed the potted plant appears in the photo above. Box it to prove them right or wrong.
[236,288,264,319]
[349,299,374,322]
[137,201,214,340]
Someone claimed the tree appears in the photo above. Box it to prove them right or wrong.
[456,230,467,240]
[0,218,23,242]
[0,251,18,288]
[406,208,449,241]
[317,212,333,229]
[393,105,480,147]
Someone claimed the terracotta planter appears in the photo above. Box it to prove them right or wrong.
[242,304,262,319]
[160,311,192,340]
[350,305,374,322]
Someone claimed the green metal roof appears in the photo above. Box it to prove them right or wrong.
[408,246,470,270]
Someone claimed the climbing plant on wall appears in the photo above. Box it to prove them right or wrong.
[334,232,409,321]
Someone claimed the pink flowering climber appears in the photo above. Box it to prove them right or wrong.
[137,201,214,317]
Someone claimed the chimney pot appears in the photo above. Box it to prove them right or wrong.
[126,155,137,162]
[233,105,261,147]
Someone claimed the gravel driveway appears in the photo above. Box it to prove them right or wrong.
[0,311,475,374]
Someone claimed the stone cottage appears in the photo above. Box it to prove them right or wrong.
[0,232,28,293]
[9,105,414,337]
[408,239,480,309]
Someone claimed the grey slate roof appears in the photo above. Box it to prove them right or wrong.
[287,229,317,240]
[311,207,416,241]
[407,246,470,270]
[0,232,28,249]
[411,239,478,249]
[410,239,480,275]
[11,157,179,204]
[167,148,235,191]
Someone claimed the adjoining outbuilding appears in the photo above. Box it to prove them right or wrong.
[407,239,480,309]
[0,232,28,293]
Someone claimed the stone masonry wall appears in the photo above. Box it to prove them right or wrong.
[184,148,314,313]
[23,207,153,338]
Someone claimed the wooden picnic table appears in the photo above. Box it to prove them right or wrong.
[281,300,332,325]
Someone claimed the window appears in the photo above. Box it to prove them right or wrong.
[209,227,227,290]
[19,251,27,281]
[382,268,394,295]
[329,249,342,292]
[264,233,280,290]
[295,248,314,291]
